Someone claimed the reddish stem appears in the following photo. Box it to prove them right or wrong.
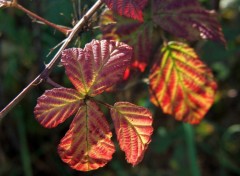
[14,3,71,35]
[89,97,113,109]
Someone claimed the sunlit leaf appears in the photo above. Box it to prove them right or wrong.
[58,100,115,171]
[61,39,132,96]
[110,102,153,166]
[149,42,217,124]
[102,0,149,22]
[34,88,83,128]
[100,9,153,79]
[153,0,226,44]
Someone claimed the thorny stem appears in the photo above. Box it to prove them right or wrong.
[0,0,104,120]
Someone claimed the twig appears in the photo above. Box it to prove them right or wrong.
[46,77,63,88]
[0,0,104,120]
[14,3,71,35]
[1,0,71,35]
[46,39,67,57]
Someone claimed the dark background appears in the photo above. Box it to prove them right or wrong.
[0,0,240,175]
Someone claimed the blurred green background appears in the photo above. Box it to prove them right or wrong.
[0,0,240,175]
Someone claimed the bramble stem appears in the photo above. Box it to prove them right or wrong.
[0,0,104,120]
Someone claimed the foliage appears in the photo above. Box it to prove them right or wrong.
[152,0,226,44]
[34,39,153,171]
[102,0,148,22]
[0,0,240,175]
[149,42,217,124]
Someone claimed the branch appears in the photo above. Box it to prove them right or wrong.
[15,3,71,35]
[0,0,104,120]
[1,0,71,35]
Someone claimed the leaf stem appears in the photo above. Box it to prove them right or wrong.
[0,0,104,120]
[90,97,113,109]
[45,77,63,88]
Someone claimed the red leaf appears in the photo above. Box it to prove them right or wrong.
[61,40,132,96]
[58,100,115,171]
[110,102,153,166]
[102,0,149,22]
[100,9,141,40]
[149,42,217,124]
[153,0,226,44]
[34,88,83,128]
[100,10,153,79]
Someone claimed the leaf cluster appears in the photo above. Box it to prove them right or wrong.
[0,0,228,172]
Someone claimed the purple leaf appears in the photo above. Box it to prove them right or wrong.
[153,0,226,44]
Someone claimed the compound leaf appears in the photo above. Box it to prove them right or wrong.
[153,0,226,44]
[58,100,115,171]
[34,88,83,128]
[102,0,149,22]
[61,40,132,96]
[110,102,153,166]
[149,42,217,124]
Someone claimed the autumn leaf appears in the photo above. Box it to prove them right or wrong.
[34,88,84,128]
[100,9,153,79]
[149,42,217,124]
[153,0,226,44]
[34,39,134,171]
[110,102,153,165]
[58,100,115,171]
[61,40,132,96]
[102,0,149,22]
[100,9,141,40]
